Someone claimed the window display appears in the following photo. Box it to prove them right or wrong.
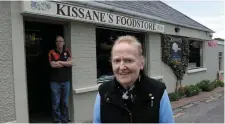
[96,27,145,83]
[188,40,203,69]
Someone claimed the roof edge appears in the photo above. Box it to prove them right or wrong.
[73,1,215,33]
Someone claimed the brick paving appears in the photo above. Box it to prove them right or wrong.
[174,94,224,122]
[171,87,224,110]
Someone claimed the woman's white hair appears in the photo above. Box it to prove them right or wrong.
[112,35,143,56]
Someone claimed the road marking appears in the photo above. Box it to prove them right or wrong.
[205,98,216,103]
[173,112,185,118]
[182,103,194,109]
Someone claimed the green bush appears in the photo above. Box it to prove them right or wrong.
[196,80,216,92]
[169,80,223,102]
[215,80,224,87]
[210,80,217,89]
[196,80,210,90]
[183,85,200,97]
[168,92,180,101]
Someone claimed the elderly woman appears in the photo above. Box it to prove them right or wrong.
[93,35,174,123]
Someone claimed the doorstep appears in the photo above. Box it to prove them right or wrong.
[171,87,224,110]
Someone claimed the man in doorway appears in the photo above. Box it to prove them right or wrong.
[48,36,73,123]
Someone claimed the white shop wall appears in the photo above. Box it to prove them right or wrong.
[145,33,162,78]
[69,21,97,122]
[70,21,97,89]
[163,22,211,40]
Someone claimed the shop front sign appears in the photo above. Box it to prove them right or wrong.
[207,40,218,47]
[22,1,164,33]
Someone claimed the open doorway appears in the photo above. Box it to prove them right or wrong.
[24,21,64,123]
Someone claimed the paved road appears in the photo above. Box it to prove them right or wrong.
[175,95,224,123]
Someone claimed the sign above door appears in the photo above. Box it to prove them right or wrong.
[22,1,165,33]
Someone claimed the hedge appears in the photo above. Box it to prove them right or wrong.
[168,80,224,102]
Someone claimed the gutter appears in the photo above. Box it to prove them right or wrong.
[73,1,214,33]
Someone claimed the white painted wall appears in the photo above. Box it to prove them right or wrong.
[70,21,97,89]
[146,33,162,77]
[11,1,29,123]
[0,1,17,123]
[164,22,211,40]
[70,21,98,122]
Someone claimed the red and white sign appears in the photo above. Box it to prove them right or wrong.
[208,40,218,47]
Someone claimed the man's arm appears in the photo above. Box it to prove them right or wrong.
[59,50,73,67]
[49,51,64,68]
[58,57,73,67]
[93,93,101,123]
[50,61,64,68]
[159,90,175,123]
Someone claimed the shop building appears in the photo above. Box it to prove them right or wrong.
[0,1,223,123]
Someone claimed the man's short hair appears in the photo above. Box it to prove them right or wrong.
[55,35,64,42]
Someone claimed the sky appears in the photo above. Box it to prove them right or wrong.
[163,0,225,39]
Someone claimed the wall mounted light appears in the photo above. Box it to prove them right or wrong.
[175,27,180,33]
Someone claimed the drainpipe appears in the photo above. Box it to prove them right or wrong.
[73,1,213,33]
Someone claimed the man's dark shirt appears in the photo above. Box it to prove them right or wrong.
[48,48,71,82]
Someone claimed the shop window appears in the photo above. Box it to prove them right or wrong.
[219,52,223,71]
[96,27,145,83]
[188,41,203,69]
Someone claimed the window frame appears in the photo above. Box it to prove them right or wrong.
[188,40,204,70]
[219,52,223,71]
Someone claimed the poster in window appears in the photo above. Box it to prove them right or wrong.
[161,34,189,82]
[170,38,182,61]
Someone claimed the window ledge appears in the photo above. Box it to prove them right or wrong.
[74,84,101,94]
[219,70,224,73]
[218,43,224,45]
[74,76,164,93]
[74,76,164,94]
[187,68,207,74]
[151,76,163,80]
[4,121,16,123]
